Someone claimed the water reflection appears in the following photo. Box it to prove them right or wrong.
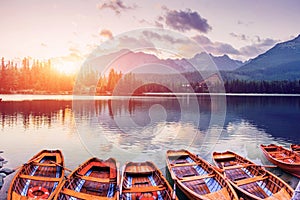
[226,96,300,143]
[73,97,206,168]
[0,101,73,129]
[1,96,299,144]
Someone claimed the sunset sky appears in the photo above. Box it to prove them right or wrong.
[0,0,299,72]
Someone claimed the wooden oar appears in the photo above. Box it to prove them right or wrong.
[116,162,120,196]
[119,164,126,199]
[49,160,73,172]
[219,163,277,171]
[12,156,42,171]
[172,182,176,200]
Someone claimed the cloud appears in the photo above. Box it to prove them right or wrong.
[239,46,261,57]
[40,43,47,47]
[163,9,211,33]
[69,46,81,55]
[97,0,137,15]
[258,38,278,47]
[230,33,247,41]
[196,34,279,59]
[99,29,113,39]
[142,30,188,44]
[138,16,164,28]
[118,35,155,49]
[239,37,279,57]
[237,20,254,26]
[192,35,240,55]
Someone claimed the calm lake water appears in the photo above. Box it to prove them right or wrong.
[0,94,300,198]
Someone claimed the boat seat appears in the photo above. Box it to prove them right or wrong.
[123,185,166,193]
[171,162,197,167]
[19,174,61,182]
[215,155,236,160]
[270,152,285,155]
[263,147,277,150]
[203,188,232,200]
[222,163,253,170]
[168,152,189,157]
[276,155,295,160]
[180,173,215,182]
[75,175,111,183]
[134,181,149,185]
[32,162,58,167]
[61,188,109,200]
[235,175,268,186]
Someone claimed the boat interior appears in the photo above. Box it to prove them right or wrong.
[214,153,291,199]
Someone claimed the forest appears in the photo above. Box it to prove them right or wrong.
[1,57,300,95]
[0,57,74,94]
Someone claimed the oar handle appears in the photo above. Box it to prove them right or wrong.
[172,182,176,200]
[260,165,277,168]
[49,160,73,172]
[13,155,44,171]
[119,165,126,199]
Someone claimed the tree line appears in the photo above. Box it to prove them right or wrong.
[223,79,300,94]
[1,56,300,94]
[0,57,74,94]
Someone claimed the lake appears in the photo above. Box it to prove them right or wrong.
[0,94,300,198]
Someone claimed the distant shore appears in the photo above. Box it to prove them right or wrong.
[1,93,300,102]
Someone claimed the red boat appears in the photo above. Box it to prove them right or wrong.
[54,157,119,200]
[260,144,300,178]
[213,150,294,200]
[291,144,300,155]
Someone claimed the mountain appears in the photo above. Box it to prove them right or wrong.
[86,48,243,75]
[234,35,300,80]
[209,54,244,71]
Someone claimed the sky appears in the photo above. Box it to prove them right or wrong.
[0,0,299,72]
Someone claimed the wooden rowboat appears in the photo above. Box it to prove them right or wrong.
[120,161,177,200]
[54,157,119,200]
[291,144,300,155]
[261,144,300,178]
[213,150,294,200]
[166,150,238,200]
[8,149,65,200]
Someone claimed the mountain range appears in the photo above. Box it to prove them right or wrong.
[88,34,300,81]
[233,34,300,80]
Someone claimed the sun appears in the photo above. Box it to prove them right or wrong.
[52,60,80,75]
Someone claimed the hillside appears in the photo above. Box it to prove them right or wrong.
[233,35,300,80]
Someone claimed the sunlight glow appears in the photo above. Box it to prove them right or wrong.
[52,60,80,75]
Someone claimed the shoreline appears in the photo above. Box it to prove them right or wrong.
[1,93,300,102]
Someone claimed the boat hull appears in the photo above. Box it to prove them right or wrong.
[166,149,238,200]
[8,149,65,200]
[54,157,119,200]
[261,144,300,178]
[213,150,294,200]
[291,144,300,155]
[120,161,177,200]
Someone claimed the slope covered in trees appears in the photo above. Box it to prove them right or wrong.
[0,57,74,94]
[1,57,300,95]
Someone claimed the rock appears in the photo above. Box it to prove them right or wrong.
[292,181,300,200]
[0,173,6,178]
[0,162,2,168]
[0,156,4,161]
[0,177,3,188]
[0,168,14,175]
[0,150,3,154]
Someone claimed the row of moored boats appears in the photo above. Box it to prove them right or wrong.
[7,143,300,200]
